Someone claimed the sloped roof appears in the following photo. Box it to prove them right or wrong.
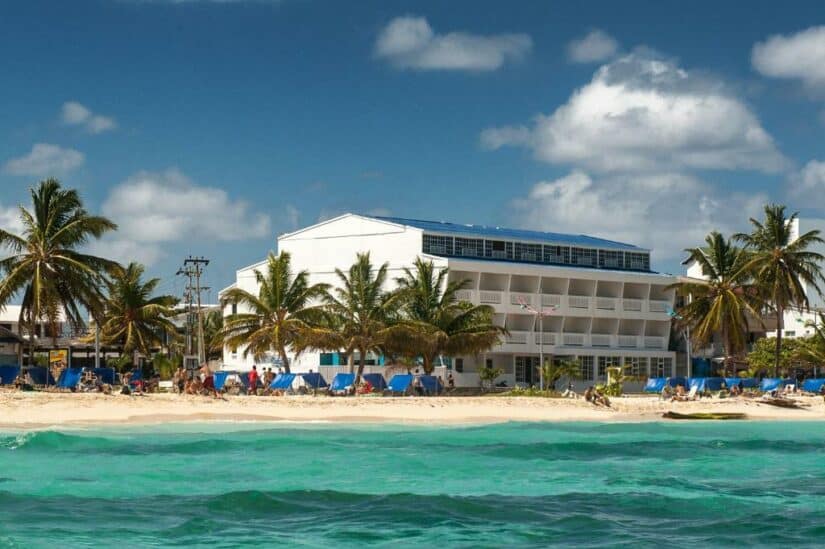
[368,215,646,252]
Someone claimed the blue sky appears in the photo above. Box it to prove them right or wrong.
[2,0,825,296]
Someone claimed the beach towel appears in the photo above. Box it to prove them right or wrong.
[386,374,413,394]
[330,373,355,392]
[0,365,20,386]
[301,372,327,389]
[269,373,295,390]
[57,367,84,389]
[802,378,825,393]
[644,378,668,393]
[362,373,387,391]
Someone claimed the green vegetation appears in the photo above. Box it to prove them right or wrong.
[477,365,504,391]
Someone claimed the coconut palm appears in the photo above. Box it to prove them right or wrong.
[386,258,504,374]
[670,231,761,376]
[219,251,330,373]
[0,179,118,361]
[96,262,179,361]
[540,358,581,391]
[202,309,225,361]
[734,205,825,376]
[320,252,397,385]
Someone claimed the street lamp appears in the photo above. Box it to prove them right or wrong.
[518,297,557,390]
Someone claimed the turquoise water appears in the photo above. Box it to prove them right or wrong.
[1,421,824,548]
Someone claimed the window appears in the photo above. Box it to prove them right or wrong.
[514,242,542,262]
[455,358,464,373]
[598,356,621,379]
[423,234,454,256]
[571,247,597,266]
[599,250,623,269]
[455,237,484,258]
[652,357,672,377]
[626,252,650,271]
[231,303,237,316]
[544,245,570,265]
[623,357,648,378]
[486,358,493,368]
[515,356,539,384]
[485,240,511,260]
[785,331,796,337]
[579,356,594,381]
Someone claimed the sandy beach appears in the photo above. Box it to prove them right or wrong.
[0,390,823,428]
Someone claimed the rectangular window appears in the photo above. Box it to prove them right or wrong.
[422,234,454,256]
[626,252,650,271]
[231,303,238,316]
[579,356,594,381]
[571,247,597,266]
[652,357,672,377]
[598,356,621,379]
[543,245,570,264]
[455,237,484,258]
[455,358,464,373]
[598,250,623,269]
[515,356,539,384]
[514,242,542,263]
[485,240,511,260]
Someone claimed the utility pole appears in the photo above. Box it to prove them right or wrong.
[184,256,210,365]
[176,268,194,356]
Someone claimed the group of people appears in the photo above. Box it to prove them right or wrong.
[583,385,610,407]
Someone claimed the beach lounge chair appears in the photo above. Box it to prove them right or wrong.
[301,373,327,391]
[25,366,56,386]
[385,374,413,396]
[704,377,725,391]
[57,367,84,390]
[759,378,783,393]
[213,371,232,392]
[739,378,759,389]
[688,377,706,393]
[362,373,387,391]
[417,375,443,395]
[92,368,116,385]
[0,365,21,386]
[801,378,825,394]
[644,377,668,393]
[668,376,687,388]
[329,373,355,395]
[268,373,295,391]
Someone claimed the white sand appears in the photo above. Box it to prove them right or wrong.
[0,391,822,428]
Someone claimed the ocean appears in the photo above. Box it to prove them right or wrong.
[1,421,824,548]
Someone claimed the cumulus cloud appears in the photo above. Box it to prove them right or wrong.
[752,26,825,92]
[3,143,85,177]
[567,29,619,63]
[375,15,532,71]
[61,101,117,134]
[482,50,786,174]
[512,171,766,264]
[787,160,825,206]
[91,168,272,265]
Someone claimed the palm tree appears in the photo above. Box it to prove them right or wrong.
[540,358,581,391]
[387,258,504,374]
[670,231,761,376]
[735,205,825,376]
[202,309,224,361]
[96,262,179,363]
[0,179,118,363]
[219,251,330,373]
[321,253,397,385]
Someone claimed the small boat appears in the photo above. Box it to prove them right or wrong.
[759,397,809,409]
[662,411,747,420]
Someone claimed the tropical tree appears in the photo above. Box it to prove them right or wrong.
[0,179,118,362]
[219,251,330,373]
[386,258,505,375]
[96,262,179,362]
[540,358,581,391]
[670,231,761,376]
[202,309,225,361]
[735,205,825,376]
[319,252,397,385]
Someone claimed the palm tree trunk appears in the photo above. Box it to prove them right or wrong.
[279,345,290,373]
[423,355,434,375]
[721,325,730,378]
[774,305,783,378]
[355,347,366,386]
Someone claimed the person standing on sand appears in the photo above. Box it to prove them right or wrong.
[248,365,259,396]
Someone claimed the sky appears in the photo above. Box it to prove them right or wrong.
[2,0,825,298]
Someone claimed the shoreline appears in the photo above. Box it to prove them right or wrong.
[0,391,823,429]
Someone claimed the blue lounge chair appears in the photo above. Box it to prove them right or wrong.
[25,367,56,386]
[0,365,21,386]
[301,372,327,390]
[418,375,443,395]
[239,372,265,392]
[386,374,413,395]
[668,376,687,388]
[802,378,825,394]
[128,368,143,390]
[644,377,668,393]
[330,373,355,394]
[688,377,706,392]
[362,373,387,391]
[759,378,783,392]
[704,377,725,391]
[740,378,759,389]
[213,371,232,391]
[91,367,116,385]
[269,373,296,390]
[57,367,84,389]
[724,377,742,389]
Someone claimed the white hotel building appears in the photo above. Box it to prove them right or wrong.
[221,214,678,388]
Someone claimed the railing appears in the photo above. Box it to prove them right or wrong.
[644,336,665,349]
[618,335,639,348]
[490,250,508,259]
[595,297,616,310]
[505,331,528,344]
[568,295,590,309]
[541,294,562,307]
[590,334,612,347]
[479,290,503,304]
[510,292,533,306]
[535,332,557,345]
[622,298,642,312]
[648,300,670,313]
[563,333,585,346]
[454,289,474,302]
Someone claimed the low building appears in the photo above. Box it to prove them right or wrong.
[221,214,678,388]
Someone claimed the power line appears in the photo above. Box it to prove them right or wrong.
[183,256,210,365]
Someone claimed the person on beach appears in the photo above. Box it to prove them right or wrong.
[248,365,259,395]
[199,363,219,398]
[447,372,455,391]
[671,384,686,402]
[174,366,186,394]
[584,386,594,403]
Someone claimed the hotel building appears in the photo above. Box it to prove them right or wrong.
[221,214,678,388]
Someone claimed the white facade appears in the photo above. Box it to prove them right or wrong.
[221,214,677,388]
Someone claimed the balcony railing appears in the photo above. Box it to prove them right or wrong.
[541,294,562,307]
[563,333,585,346]
[454,289,473,302]
[618,335,639,348]
[595,297,616,310]
[505,331,528,344]
[644,336,665,349]
[568,295,590,309]
[648,300,670,313]
[535,332,557,345]
[510,292,533,306]
[622,299,642,312]
[590,334,612,347]
[479,291,503,304]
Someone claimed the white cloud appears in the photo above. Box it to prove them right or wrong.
[752,26,825,92]
[788,160,825,207]
[482,50,786,173]
[3,143,85,177]
[284,204,300,231]
[61,101,117,134]
[512,171,766,264]
[92,168,271,265]
[567,29,619,63]
[375,15,532,71]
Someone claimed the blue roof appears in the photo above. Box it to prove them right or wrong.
[369,216,646,252]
